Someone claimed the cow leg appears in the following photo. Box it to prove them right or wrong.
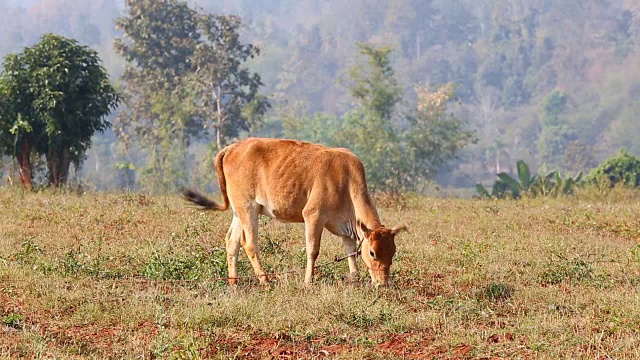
[225,215,243,285]
[237,207,268,284]
[342,237,360,281]
[303,212,324,285]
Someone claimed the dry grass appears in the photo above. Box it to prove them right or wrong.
[1,188,640,359]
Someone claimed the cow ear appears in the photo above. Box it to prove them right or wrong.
[391,224,407,236]
[358,220,372,237]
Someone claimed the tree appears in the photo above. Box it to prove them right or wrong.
[406,83,476,189]
[341,43,404,192]
[341,43,475,192]
[0,54,40,189]
[563,140,596,174]
[285,43,474,193]
[187,14,270,150]
[537,90,575,171]
[114,0,269,191]
[114,0,202,191]
[0,34,119,188]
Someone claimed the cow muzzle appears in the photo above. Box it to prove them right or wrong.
[368,266,391,287]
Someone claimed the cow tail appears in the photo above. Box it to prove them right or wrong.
[181,147,230,211]
[213,146,230,211]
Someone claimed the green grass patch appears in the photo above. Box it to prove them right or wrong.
[1,189,640,359]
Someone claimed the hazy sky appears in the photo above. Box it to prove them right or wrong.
[3,0,37,7]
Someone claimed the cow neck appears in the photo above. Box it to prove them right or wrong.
[352,190,382,230]
[356,209,382,231]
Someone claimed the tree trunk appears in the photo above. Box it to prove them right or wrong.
[215,85,224,150]
[216,125,222,151]
[16,142,33,190]
[46,147,72,187]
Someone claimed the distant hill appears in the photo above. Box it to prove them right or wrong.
[1,0,639,189]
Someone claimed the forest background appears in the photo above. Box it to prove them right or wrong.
[1,0,639,194]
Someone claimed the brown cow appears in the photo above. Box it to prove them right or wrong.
[182,137,406,286]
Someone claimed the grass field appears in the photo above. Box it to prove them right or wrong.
[1,188,640,359]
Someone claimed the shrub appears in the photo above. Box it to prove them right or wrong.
[587,149,640,187]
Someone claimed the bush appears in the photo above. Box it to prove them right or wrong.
[587,149,640,187]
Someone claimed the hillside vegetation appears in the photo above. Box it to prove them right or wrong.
[1,189,640,359]
[2,1,640,190]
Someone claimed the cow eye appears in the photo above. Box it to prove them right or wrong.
[369,249,376,259]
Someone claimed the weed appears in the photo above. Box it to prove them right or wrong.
[181,212,214,241]
[11,238,56,274]
[142,249,226,281]
[152,332,202,359]
[354,335,377,347]
[547,303,573,316]
[322,336,348,346]
[59,250,85,276]
[2,313,24,329]
[372,192,408,210]
[259,230,286,257]
[575,181,640,202]
[143,253,200,281]
[539,258,595,285]
[457,239,487,268]
[122,193,155,207]
[631,244,640,263]
[151,335,172,358]
[478,282,514,302]
[14,238,41,262]
[336,306,394,329]
[314,261,350,284]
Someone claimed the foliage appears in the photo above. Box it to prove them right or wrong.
[187,14,270,150]
[562,140,598,174]
[0,53,39,189]
[0,34,119,188]
[476,159,583,199]
[283,112,344,147]
[340,43,404,192]
[3,1,640,190]
[114,0,268,192]
[113,0,202,192]
[405,83,477,189]
[550,171,584,197]
[586,149,640,188]
[537,90,575,171]
[286,44,474,193]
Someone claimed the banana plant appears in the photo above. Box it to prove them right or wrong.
[550,171,583,196]
[476,160,584,199]
[475,179,512,199]
[532,171,557,196]
[494,160,539,198]
[515,159,537,192]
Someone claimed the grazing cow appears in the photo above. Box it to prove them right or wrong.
[182,137,406,286]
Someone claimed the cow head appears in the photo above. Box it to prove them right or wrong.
[360,223,407,286]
